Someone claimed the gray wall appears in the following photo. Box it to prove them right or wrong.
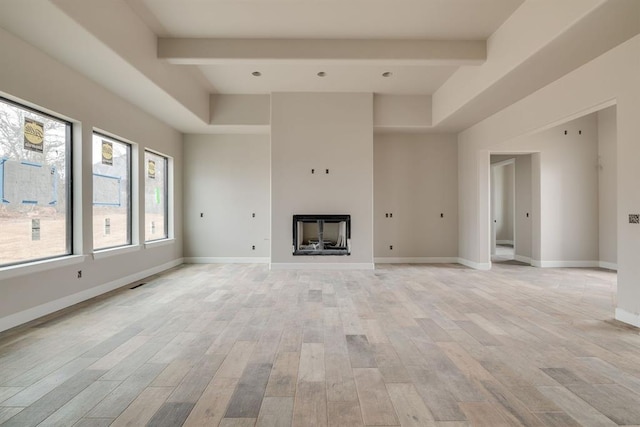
[456,36,640,324]
[183,134,270,260]
[534,115,599,263]
[270,93,374,266]
[492,162,515,244]
[374,133,458,259]
[515,155,533,260]
[597,105,617,267]
[494,114,599,264]
[0,27,183,329]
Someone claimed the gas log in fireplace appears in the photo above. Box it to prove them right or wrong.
[293,214,351,256]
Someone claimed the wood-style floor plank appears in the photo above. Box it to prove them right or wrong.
[87,362,166,418]
[265,352,299,397]
[536,386,618,427]
[108,386,173,427]
[256,396,294,427]
[326,401,364,427]
[1,357,97,407]
[352,368,399,426]
[0,408,23,425]
[298,343,325,383]
[386,383,437,427]
[182,376,238,427]
[1,369,108,427]
[0,263,636,427]
[146,401,196,427]
[565,383,640,425]
[292,381,327,427]
[458,402,513,427]
[225,363,272,418]
[37,380,120,426]
[219,418,257,427]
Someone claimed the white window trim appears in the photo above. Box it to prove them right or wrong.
[144,149,172,243]
[0,95,73,270]
[92,131,136,252]
[144,238,175,249]
[92,244,141,260]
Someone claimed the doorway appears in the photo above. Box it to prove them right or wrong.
[491,158,515,262]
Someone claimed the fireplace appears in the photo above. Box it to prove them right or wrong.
[293,214,350,256]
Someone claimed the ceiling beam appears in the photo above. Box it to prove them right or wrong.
[158,38,486,66]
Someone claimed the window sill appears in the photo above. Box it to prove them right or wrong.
[0,255,87,281]
[92,245,141,260]
[144,238,175,249]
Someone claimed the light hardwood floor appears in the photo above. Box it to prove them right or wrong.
[1,263,638,426]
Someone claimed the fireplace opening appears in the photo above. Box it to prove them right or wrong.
[293,214,350,256]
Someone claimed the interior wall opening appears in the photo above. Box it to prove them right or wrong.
[486,104,617,271]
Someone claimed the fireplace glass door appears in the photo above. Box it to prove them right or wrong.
[293,214,350,255]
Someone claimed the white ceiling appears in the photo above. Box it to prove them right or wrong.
[127,0,524,95]
[3,0,634,133]
[199,64,458,95]
[129,0,524,39]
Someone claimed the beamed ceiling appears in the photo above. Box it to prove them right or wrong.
[0,0,638,133]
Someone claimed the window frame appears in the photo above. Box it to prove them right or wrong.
[0,95,73,269]
[144,149,170,242]
[91,131,133,252]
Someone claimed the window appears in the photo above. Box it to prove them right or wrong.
[0,97,72,267]
[144,150,168,241]
[92,133,131,250]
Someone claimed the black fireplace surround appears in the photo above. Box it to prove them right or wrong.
[292,214,351,256]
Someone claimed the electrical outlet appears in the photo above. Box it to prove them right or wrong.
[77,270,82,279]
[630,214,639,224]
[389,245,393,250]
[252,245,256,250]
[200,213,203,218]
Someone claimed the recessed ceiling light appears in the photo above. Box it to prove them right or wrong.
[252,71,262,77]
[317,71,326,77]
[382,71,392,77]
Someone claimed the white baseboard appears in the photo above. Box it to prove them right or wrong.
[269,263,375,270]
[599,261,618,271]
[184,257,270,264]
[0,258,183,333]
[514,255,532,264]
[533,260,600,268]
[457,258,492,270]
[496,240,514,245]
[615,308,640,328]
[374,257,458,264]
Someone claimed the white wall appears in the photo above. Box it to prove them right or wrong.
[597,105,617,267]
[374,133,458,260]
[530,116,599,263]
[183,134,270,261]
[373,95,432,130]
[493,162,514,243]
[270,93,374,267]
[514,155,533,260]
[0,27,183,331]
[490,116,600,265]
[457,35,640,324]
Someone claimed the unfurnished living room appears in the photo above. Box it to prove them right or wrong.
[0,0,639,426]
